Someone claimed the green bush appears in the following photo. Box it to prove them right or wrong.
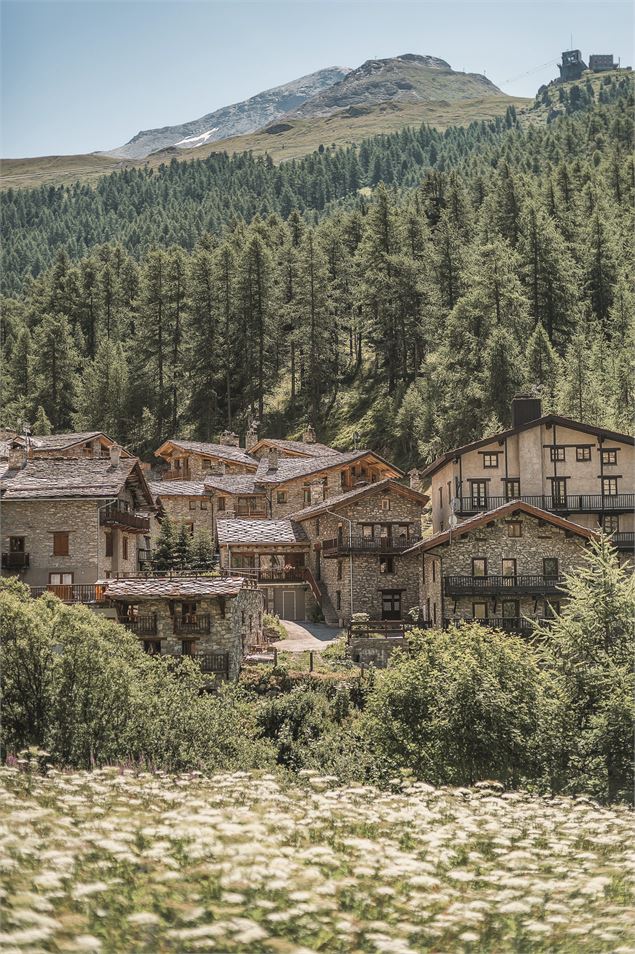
[0,579,274,772]
[359,623,546,787]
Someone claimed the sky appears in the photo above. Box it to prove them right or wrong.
[1,0,633,157]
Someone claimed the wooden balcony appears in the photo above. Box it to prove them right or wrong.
[173,614,211,635]
[444,575,564,596]
[610,532,635,550]
[256,567,306,583]
[455,494,635,516]
[443,617,535,637]
[31,584,105,603]
[121,614,158,636]
[163,468,191,481]
[322,535,421,557]
[2,552,30,570]
[100,502,150,532]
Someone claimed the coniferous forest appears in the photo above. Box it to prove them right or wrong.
[1,74,633,464]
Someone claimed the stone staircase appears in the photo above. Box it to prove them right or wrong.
[317,580,339,626]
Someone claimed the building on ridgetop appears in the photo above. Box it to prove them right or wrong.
[407,501,597,636]
[589,54,616,72]
[558,49,587,82]
[420,396,634,566]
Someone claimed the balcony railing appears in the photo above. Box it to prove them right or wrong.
[322,534,421,556]
[121,614,158,636]
[443,617,535,637]
[444,575,564,596]
[163,468,191,481]
[2,552,30,570]
[100,502,150,532]
[255,567,306,583]
[455,494,635,515]
[173,614,211,635]
[610,532,635,550]
[235,504,267,517]
[31,584,105,603]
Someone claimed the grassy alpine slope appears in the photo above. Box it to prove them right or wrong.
[1,766,634,953]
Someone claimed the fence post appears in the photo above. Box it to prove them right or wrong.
[309,651,314,673]
[273,647,278,667]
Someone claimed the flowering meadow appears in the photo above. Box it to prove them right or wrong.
[1,768,634,954]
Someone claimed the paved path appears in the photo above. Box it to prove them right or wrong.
[273,620,342,653]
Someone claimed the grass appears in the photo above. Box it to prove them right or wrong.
[1,766,634,952]
[0,152,129,190]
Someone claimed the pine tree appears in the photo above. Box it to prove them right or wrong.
[525,322,560,410]
[152,516,178,571]
[32,313,79,429]
[174,523,194,570]
[481,327,523,426]
[32,405,52,435]
[73,339,130,440]
[191,528,215,572]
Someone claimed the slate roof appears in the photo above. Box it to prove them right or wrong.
[251,438,340,459]
[103,576,247,600]
[150,480,208,498]
[155,439,257,469]
[0,457,154,505]
[254,450,400,485]
[420,415,635,480]
[217,519,309,546]
[203,474,262,496]
[10,431,132,455]
[404,501,597,553]
[289,478,429,521]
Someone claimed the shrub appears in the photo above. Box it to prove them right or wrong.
[263,612,286,642]
[359,623,546,787]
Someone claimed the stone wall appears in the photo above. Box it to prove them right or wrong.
[348,636,407,668]
[151,493,215,546]
[114,587,264,681]
[421,511,591,624]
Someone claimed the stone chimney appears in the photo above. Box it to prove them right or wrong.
[7,440,27,470]
[220,430,240,447]
[267,447,279,472]
[245,423,259,451]
[408,468,424,493]
[310,478,325,505]
[109,444,122,468]
[511,394,542,429]
[303,425,316,444]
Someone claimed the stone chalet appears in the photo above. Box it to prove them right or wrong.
[102,576,264,681]
[155,434,258,481]
[421,396,634,569]
[216,478,429,625]
[5,430,134,461]
[407,500,596,636]
[0,443,156,597]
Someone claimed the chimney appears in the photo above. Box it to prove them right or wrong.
[109,444,122,468]
[267,447,279,472]
[219,430,239,447]
[7,440,27,470]
[408,468,423,493]
[511,395,542,429]
[246,426,258,451]
[303,425,316,445]
[310,478,324,504]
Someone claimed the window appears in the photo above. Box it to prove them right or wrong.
[336,591,341,611]
[601,449,618,466]
[508,521,522,538]
[504,479,521,501]
[200,499,208,510]
[602,477,619,497]
[277,490,287,504]
[52,531,69,556]
[432,560,436,583]
[217,497,226,512]
[122,536,129,561]
[144,640,161,655]
[381,591,402,620]
[543,558,559,579]
[9,536,25,553]
[379,556,395,575]
[483,452,499,469]
[473,602,488,620]
[501,559,517,578]
[544,599,560,620]
[438,486,443,509]
[181,640,194,656]
[603,515,619,533]
[381,498,391,512]
[361,524,374,540]
[550,446,566,462]
[501,600,518,619]
[470,481,488,509]
[337,560,343,581]
[105,532,113,557]
[576,446,592,462]
[181,601,197,622]
[49,572,73,586]
[551,477,567,507]
[303,488,311,505]
[189,499,197,510]
[202,459,211,470]
[472,558,487,578]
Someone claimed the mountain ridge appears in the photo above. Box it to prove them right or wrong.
[105,66,351,160]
